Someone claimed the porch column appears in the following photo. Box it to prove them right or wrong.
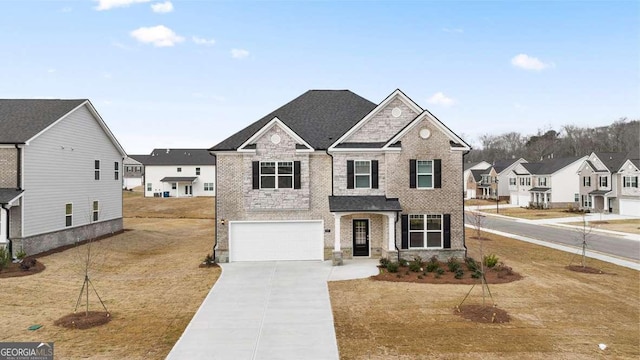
[387,213,395,251]
[0,207,7,244]
[333,213,341,251]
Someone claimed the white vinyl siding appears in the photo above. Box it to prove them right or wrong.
[143,165,216,197]
[22,105,123,237]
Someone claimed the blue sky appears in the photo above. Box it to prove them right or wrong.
[1,0,638,154]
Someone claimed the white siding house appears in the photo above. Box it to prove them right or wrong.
[0,99,126,256]
[463,161,490,199]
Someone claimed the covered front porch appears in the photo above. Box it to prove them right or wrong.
[328,196,401,266]
[589,190,613,213]
[159,177,197,197]
[530,187,551,208]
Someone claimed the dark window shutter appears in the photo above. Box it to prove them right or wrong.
[409,159,416,188]
[434,159,442,188]
[252,161,260,189]
[443,214,451,248]
[371,160,379,189]
[401,214,409,249]
[347,160,354,189]
[294,161,301,189]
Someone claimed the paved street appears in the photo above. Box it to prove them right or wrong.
[465,212,640,261]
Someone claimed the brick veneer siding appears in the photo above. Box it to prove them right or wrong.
[0,148,18,188]
[339,213,385,259]
[345,98,418,143]
[332,153,386,196]
[384,116,466,261]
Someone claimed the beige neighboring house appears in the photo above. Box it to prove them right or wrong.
[210,89,471,264]
[466,167,497,199]
[463,161,490,199]
[577,151,640,215]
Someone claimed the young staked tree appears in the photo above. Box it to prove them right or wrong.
[571,214,595,269]
[458,211,494,308]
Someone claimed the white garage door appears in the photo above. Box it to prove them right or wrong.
[229,221,324,262]
[510,194,530,206]
[619,199,640,216]
[466,189,476,199]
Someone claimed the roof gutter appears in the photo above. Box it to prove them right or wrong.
[15,144,22,190]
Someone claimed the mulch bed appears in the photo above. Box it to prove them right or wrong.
[468,236,491,241]
[54,311,111,329]
[455,304,511,323]
[0,259,45,279]
[198,262,220,269]
[373,264,522,285]
[565,265,605,274]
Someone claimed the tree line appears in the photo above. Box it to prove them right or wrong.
[463,118,639,164]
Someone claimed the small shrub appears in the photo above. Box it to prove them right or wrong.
[203,254,215,266]
[465,257,479,272]
[379,257,390,268]
[454,268,464,279]
[405,270,410,275]
[0,247,10,271]
[16,249,27,260]
[408,256,423,272]
[20,258,36,271]
[447,257,461,272]
[471,270,482,279]
[417,275,424,279]
[386,262,399,273]
[398,258,408,267]
[396,273,402,278]
[484,254,499,268]
[436,267,445,276]
[422,271,428,276]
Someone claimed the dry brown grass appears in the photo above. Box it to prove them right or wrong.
[330,229,640,359]
[565,219,640,235]
[123,190,215,219]
[465,199,506,206]
[0,196,219,359]
[480,206,579,219]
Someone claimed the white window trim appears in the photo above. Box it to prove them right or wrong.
[354,160,371,189]
[416,160,434,189]
[539,177,547,187]
[196,167,201,175]
[204,183,214,191]
[260,161,294,189]
[92,200,99,222]
[94,160,100,180]
[599,176,608,187]
[114,161,120,180]
[408,214,443,249]
[177,167,182,173]
[65,203,73,227]
[623,176,638,188]
[147,183,152,191]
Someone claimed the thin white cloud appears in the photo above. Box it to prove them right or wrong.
[192,36,216,46]
[47,69,56,73]
[130,25,184,47]
[95,0,151,11]
[427,92,455,107]
[60,7,72,13]
[442,27,463,33]
[231,48,249,59]
[151,1,173,13]
[511,53,554,71]
[111,41,133,50]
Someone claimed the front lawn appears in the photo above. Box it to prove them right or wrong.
[480,206,580,219]
[329,229,640,359]
[566,219,640,235]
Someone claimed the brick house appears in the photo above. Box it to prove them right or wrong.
[210,89,470,264]
[0,99,126,257]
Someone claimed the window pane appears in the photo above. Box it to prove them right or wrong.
[93,212,98,222]
[66,216,72,227]
[114,162,119,170]
[93,201,99,211]
[409,215,424,230]
[95,160,100,169]
[95,171,100,180]
[426,232,441,248]
[417,161,432,174]
[261,176,275,188]
[427,216,441,230]
[278,176,293,188]
[355,161,370,174]
[278,162,293,174]
[417,175,432,188]
[355,175,370,188]
[410,232,424,248]
[66,204,72,215]
[261,162,276,174]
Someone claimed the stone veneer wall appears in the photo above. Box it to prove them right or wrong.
[345,98,418,143]
[0,148,18,188]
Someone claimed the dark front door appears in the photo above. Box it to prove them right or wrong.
[353,219,369,257]
[185,185,192,195]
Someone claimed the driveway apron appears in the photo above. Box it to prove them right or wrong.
[166,261,341,360]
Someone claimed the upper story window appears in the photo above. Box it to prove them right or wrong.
[92,201,99,222]
[583,176,591,187]
[347,160,378,189]
[252,161,301,190]
[409,214,442,249]
[65,203,73,227]
[539,177,547,186]
[520,177,531,186]
[114,162,119,180]
[94,160,100,180]
[409,159,440,189]
[623,176,638,188]
[416,161,433,188]
[481,175,491,184]
[196,167,201,175]
[177,167,182,173]
[599,176,608,187]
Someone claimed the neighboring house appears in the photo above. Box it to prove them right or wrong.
[491,158,528,200]
[466,167,496,199]
[0,99,126,257]
[576,151,640,215]
[136,149,216,197]
[210,89,470,264]
[509,156,587,208]
[123,156,144,189]
[508,162,533,206]
[463,161,490,199]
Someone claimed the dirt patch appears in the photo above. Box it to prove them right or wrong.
[199,263,220,269]
[54,311,111,329]
[373,264,522,285]
[0,260,45,278]
[468,236,491,241]
[566,265,605,274]
[123,190,215,219]
[455,304,511,323]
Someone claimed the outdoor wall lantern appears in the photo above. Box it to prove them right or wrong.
[220,219,226,226]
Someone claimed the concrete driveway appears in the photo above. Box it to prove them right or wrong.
[166,260,378,360]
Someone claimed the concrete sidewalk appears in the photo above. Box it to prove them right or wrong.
[166,259,378,360]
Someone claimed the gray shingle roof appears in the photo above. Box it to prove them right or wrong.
[0,99,86,143]
[328,196,402,212]
[530,187,551,192]
[594,152,633,173]
[210,90,377,151]
[0,188,23,204]
[137,149,216,166]
[160,177,198,182]
[491,159,525,173]
[523,156,583,175]
[470,168,491,182]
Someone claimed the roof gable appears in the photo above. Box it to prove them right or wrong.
[142,149,216,166]
[210,90,376,151]
[523,156,586,175]
[238,117,312,151]
[381,109,470,151]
